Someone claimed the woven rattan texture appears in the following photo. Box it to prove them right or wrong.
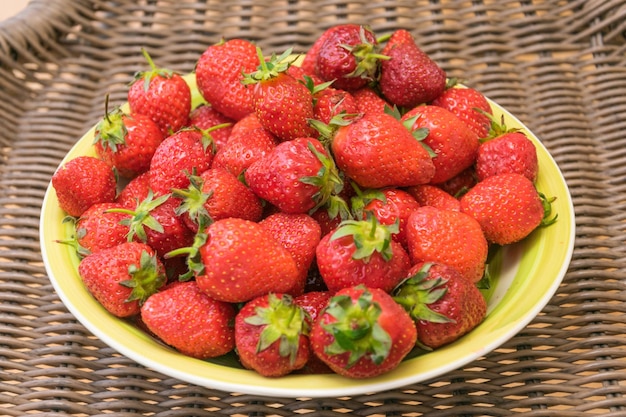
[1,0,626,415]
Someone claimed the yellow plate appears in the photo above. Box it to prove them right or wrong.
[40,73,575,398]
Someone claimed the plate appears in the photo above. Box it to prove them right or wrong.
[40,73,575,398]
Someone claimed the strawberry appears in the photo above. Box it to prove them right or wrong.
[148,127,214,196]
[315,216,410,294]
[379,30,446,108]
[293,290,334,374]
[314,24,383,91]
[437,167,477,197]
[431,82,493,138]
[402,105,480,184]
[242,48,317,142]
[460,173,554,245]
[235,293,310,377]
[352,187,421,249]
[309,285,417,378]
[74,202,131,255]
[405,206,488,283]
[393,262,487,349]
[330,111,436,188]
[245,137,343,214]
[94,103,164,178]
[194,218,301,303]
[300,25,344,76]
[195,38,259,120]
[259,212,322,296]
[115,171,151,209]
[188,104,235,152]
[173,167,263,233]
[312,86,359,125]
[77,242,167,318]
[405,184,461,212]
[475,117,538,182]
[128,49,191,136]
[52,156,117,218]
[352,86,391,115]
[141,281,236,359]
[211,113,279,177]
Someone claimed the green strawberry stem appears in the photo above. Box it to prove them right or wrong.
[120,249,167,304]
[331,215,398,261]
[163,228,209,282]
[242,47,298,84]
[106,191,169,243]
[539,192,558,227]
[300,141,345,214]
[136,48,175,90]
[94,95,128,152]
[322,287,392,367]
[243,294,309,365]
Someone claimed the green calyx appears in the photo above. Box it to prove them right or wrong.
[349,182,387,220]
[477,110,520,142]
[54,216,91,259]
[341,26,390,81]
[331,214,398,262]
[244,293,310,365]
[322,287,392,367]
[539,191,559,227]
[134,48,175,91]
[242,47,299,85]
[106,190,169,243]
[94,95,128,152]
[120,249,167,304]
[308,112,360,146]
[392,263,455,324]
[172,172,214,231]
[392,107,436,158]
[300,141,345,213]
[164,226,209,282]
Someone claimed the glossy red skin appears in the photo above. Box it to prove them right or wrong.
[405,184,461,212]
[293,291,334,374]
[78,242,165,318]
[115,171,151,209]
[309,286,417,379]
[128,72,191,137]
[141,281,236,359]
[94,113,164,178]
[260,212,322,296]
[197,218,301,303]
[195,38,259,120]
[379,42,446,108]
[148,129,214,196]
[188,104,235,151]
[475,132,538,182]
[362,188,421,249]
[431,87,493,138]
[300,26,344,76]
[141,196,195,258]
[252,72,317,142]
[75,202,130,254]
[235,293,310,377]
[315,24,378,91]
[406,262,487,349]
[315,231,411,294]
[181,167,263,234]
[402,105,480,184]
[313,87,359,124]
[332,112,436,188]
[52,156,117,218]
[352,86,391,115]
[460,173,544,245]
[406,206,488,283]
[245,137,330,214]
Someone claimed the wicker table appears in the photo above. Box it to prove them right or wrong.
[2,0,626,415]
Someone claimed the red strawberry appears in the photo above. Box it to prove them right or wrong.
[379,30,446,108]
[141,281,236,359]
[312,86,359,125]
[431,83,493,138]
[211,113,279,177]
[245,137,343,214]
[460,173,553,245]
[243,48,317,142]
[235,293,310,377]
[475,118,538,182]
[353,187,421,249]
[173,167,263,233]
[393,262,487,349]
[300,25,344,76]
[352,86,391,115]
[437,167,477,197]
[293,290,334,374]
[52,156,117,218]
[402,105,480,184]
[405,184,461,212]
[148,127,214,196]
[128,49,191,136]
[259,212,322,296]
[195,38,259,120]
[115,171,151,209]
[77,242,167,318]
[405,206,488,283]
[330,111,435,188]
[94,105,164,178]
[309,285,417,378]
[195,218,301,303]
[188,104,235,151]
[315,24,383,91]
[74,202,130,255]
[316,217,410,293]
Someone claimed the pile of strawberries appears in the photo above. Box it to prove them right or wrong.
[51,24,556,379]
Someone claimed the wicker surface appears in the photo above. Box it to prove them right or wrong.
[1,0,626,415]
